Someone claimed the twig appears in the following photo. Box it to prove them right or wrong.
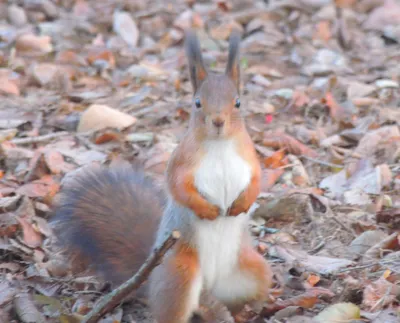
[308,240,326,255]
[11,132,70,145]
[301,155,344,169]
[331,216,357,238]
[335,259,397,274]
[83,230,181,323]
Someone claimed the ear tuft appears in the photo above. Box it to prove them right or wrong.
[225,30,242,92]
[185,30,208,93]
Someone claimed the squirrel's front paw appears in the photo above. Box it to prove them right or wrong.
[196,203,220,220]
[228,205,247,216]
[228,197,250,217]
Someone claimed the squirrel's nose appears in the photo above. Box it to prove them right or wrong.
[212,118,225,128]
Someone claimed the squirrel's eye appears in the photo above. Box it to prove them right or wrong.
[195,97,201,108]
[235,98,241,109]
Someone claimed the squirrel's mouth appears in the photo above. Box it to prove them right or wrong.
[212,127,224,138]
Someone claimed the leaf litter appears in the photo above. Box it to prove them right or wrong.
[0,0,400,322]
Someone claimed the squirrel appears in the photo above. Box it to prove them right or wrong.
[50,30,273,323]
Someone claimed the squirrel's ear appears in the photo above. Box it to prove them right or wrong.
[225,30,241,92]
[185,30,208,93]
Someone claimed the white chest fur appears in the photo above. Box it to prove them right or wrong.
[194,139,252,212]
[193,139,256,302]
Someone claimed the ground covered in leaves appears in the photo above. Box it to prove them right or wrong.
[0,0,400,322]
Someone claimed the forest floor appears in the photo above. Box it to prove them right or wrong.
[0,0,399,322]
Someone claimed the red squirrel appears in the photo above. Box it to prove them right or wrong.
[51,30,272,323]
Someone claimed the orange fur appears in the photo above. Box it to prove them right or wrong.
[229,132,261,216]
[167,139,220,220]
[225,243,273,315]
[149,243,201,323]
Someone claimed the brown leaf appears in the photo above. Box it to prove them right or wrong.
[263,131,318,158]
[348,230,388,260]
[0,212,19,237]
[17,176,60,199]
[0,77,20,96]
[44,150,66,174]
[210,21,243,40]
[94,130,121,144]
[55,50,87,66]
[30,63,59,87]
[87,48,115,68]
[261,169,284,191]
[16,183,49,198]
[347,126,400,174]
[314,20,332,42]
[264,149,287,169]
[376,208,400,229]
[261,288,334,317]
[363,276,400,310]
[307,274,321,287]
[324,92,348,122]
[15,34,53,55]
[16,217,43,248]
[364,232,400,261]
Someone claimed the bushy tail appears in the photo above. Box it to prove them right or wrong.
[50,164,165,286]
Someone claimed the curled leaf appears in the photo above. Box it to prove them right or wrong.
[263,131,318,158]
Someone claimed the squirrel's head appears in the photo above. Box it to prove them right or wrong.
[185,30,243,139]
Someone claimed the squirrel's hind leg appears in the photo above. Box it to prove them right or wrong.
[149,243,202,323]
[227,243,273,317]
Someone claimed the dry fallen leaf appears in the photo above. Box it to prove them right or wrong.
[16,217,43,248]
[30,63,59,87]
[363,0,400,31]
[7,4,28,27]
[14,291,45,323]
[263,131,318,158]
[15,34,53,55]
[261,169,284,192]
[307,274,320,287]
[376,208,400,229]
[348,230,388,260]
[264,149,287,169]
[0,78,20,96]
[314,302,360,322]
[261,288,335,317]
[113,11,139,48]
[44,150,68,174]
[269,244,354,275]
[363,276,400,311]
[77,104,136,133]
